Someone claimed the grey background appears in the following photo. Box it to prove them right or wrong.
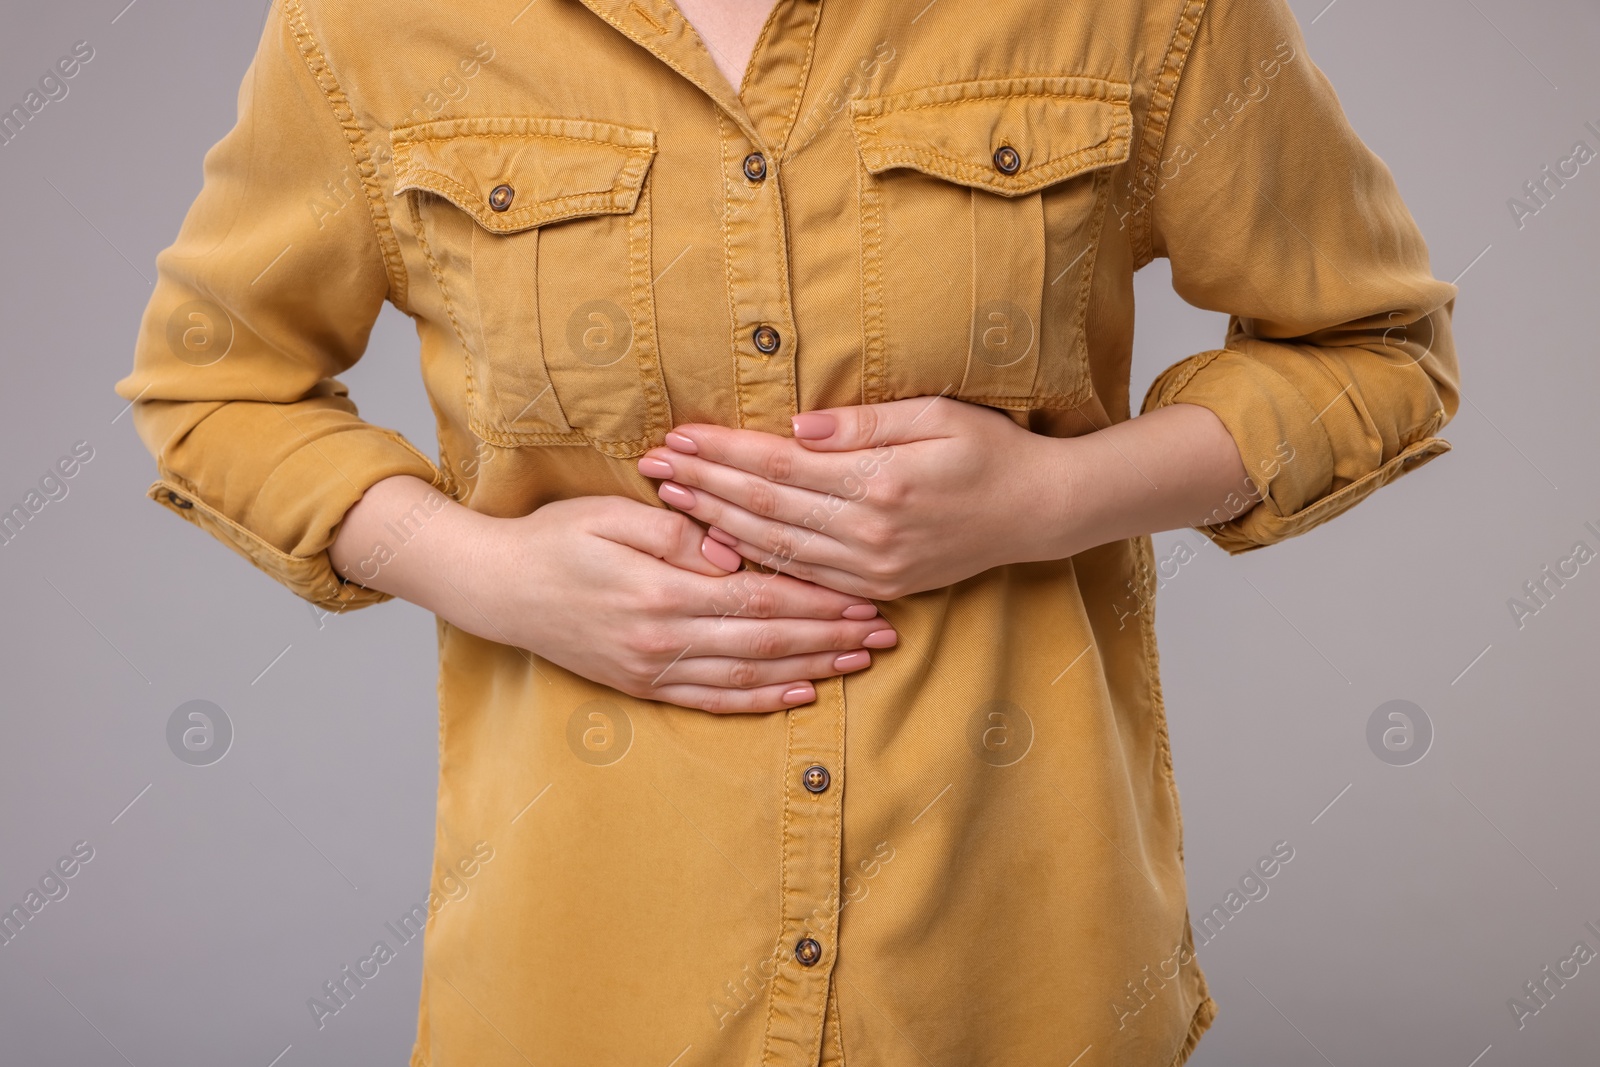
[1,1,1596,1064]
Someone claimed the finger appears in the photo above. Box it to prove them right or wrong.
[640,448,840,527]
[691,559,883,617]
[695,568,881,621]
[683,615,898,660]
[649,425,846,494]
[590,499,736,577]
[651,647,874,689]
[787,396,959,452]
[713,528,888,599]
[650,680,818,714]
[656,483,857,573]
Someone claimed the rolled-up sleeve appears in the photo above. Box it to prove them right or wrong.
[113,2,442,609]
[1136,0,1460,553]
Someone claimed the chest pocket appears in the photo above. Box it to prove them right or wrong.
[392,116,668,458]
[849,77,1132,412]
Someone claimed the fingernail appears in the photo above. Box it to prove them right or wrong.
[791,412,836,440]
[658,482,696,508]
[783,684,816,705]
[638,456,674,478]
[862,629,897,649]
[833,650,871,671]
[841,604,878,620]
[664,431,699,453]
[701,535,742,571]
[707,526,739,547]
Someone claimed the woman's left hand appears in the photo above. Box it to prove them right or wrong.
[635,396,1073,600]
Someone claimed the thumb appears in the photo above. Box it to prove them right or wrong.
[789,396,952,452]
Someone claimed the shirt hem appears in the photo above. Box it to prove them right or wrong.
[404,994,1220,1067]
[1169,994,1219,1067]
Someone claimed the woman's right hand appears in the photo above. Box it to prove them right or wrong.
[330,476,897,713]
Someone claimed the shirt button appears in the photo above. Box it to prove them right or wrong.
[992,144,1021,175]
[742,151,768,182]
[802,765,830,793]
[752,324,781,354]
[488,184,515,212]
[794,937,823,966]
[167,491,193,509]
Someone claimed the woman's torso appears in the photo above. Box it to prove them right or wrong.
[343,1,1208,1062]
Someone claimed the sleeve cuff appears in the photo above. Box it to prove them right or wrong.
[1141,348,1451,553]
[146,426,445,611]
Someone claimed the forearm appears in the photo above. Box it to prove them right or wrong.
[328,474,493,622]
[1040,402,1255,558]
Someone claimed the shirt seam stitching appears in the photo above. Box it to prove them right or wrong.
[867,90,1130,114]
[1131,0,1210,269]
[395,131,649,148]
[716,111,746,429]
[774,0,824,157]
[739,0,785,100]
[282,0,411,311]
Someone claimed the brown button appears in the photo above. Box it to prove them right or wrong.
[993,144,1021,175]
[795,937,822,966]
[488,184,515,212]
[752,325,780,354]
[742,152,768,182]
[168,491,193,509]
[802,765,830,794]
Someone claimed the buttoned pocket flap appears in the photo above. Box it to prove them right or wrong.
[849,76,1132,196]
[392,116,656,233]
[848,77,1130,410]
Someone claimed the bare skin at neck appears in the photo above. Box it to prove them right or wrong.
[671,0,779,94]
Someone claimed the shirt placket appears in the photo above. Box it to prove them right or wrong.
[714,3,845,1056]
[576,2,841,1063]
[715,5,846,1065]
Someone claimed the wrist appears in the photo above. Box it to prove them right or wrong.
[1012,431,1102,562]
[1055,432,1106,560]
[1027,404,1256,561]
[330,475,492,614]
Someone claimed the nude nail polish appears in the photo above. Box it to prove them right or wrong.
[701,536,742,571]
[861,629,897,649]
[791,412,836,440]
[638,456,674,478]
[659,483,696,507]
[783,684,816,705]
[833,650,871,671]
[664,431,699,453]
[841,604,878,620]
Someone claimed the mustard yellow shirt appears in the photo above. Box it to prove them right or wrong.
[115,0,1459,1063]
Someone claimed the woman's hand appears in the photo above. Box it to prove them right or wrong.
[636,397,1073,600]
[329,476,898,713]
[635,397,1258,600]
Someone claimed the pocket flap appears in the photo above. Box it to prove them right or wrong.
[849,76,1131,196]
[391,116,656,233]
